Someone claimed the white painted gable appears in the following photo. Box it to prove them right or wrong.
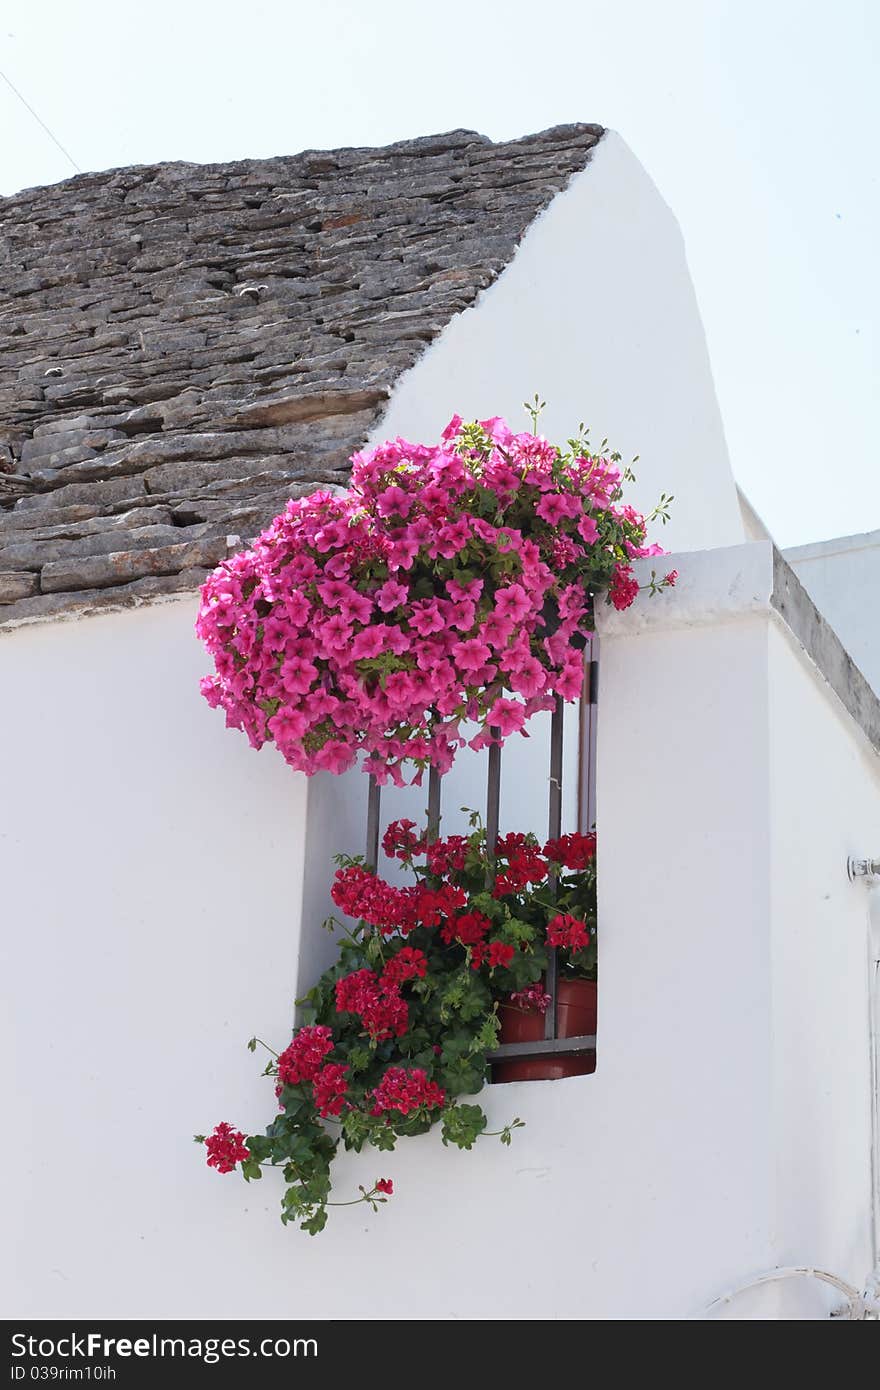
[374,132,744,555]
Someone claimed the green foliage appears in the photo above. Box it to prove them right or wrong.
[441,1103,489,1149]
[217,807,599,1234]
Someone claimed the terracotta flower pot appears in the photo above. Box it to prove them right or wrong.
[493,978,597,1083]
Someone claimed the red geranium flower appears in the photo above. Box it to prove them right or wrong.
[486,940,515,969]
[277,1025,334,1086]
[546,913,591,951]
[204,1122,250,1174]
[543,832,596,871]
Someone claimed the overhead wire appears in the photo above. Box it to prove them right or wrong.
[0,65,81,175]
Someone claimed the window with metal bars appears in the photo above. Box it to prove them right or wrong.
[362,647,598,1079]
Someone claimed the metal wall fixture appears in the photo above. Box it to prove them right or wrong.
[847,857,880,883]
[363,657,599,1073]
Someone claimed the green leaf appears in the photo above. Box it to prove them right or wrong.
[371,1125,398,1153]
[302,1207,329,1236]
[441,1103,489,1150]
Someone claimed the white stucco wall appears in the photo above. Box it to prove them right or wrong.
[767,618,876,1305]
[0,598,310,1318]
[598,542,879,1317]
[6,545,876,1319]
[372,131,744,556]
[785,530,880,697]
[738,485,773,544]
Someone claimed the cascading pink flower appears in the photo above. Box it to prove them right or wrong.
[486,697,527,737]
[197,415,669,782]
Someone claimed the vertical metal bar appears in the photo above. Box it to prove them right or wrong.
[427,764,442,843]
[587,644,598,831]
[577,644,589,836]
[486,736,501,856]
[548,694,564,840]
[578,642,598,833]
[545,695,564,1039]
[365,774,381,871]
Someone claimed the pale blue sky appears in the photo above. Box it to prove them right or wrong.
[1,0,877,548]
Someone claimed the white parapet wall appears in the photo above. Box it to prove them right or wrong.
[785,529,880,698]
[5,543,877,1318]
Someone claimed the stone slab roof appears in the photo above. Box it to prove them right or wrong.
[0,123,604,628]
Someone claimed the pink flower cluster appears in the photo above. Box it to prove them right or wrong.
[197,415,665,784]
[509,984,553,1014]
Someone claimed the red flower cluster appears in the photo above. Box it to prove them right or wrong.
[493,839,549,896]
[375,1178,394,1195]
[610,565,640,611]
[543,831,596,871]
[382,819,424,861]
[416,883,467,926]
[205,1122,250,1174]
[381,946,428,989]
[441,909,491,946]
[370,1067,446,1116]
[312,1063,350,1118]
[495,832,533,855]
[331,865,420,934]
[547,913,591,951]
[335,969,409,1041]
[335,968,379,1016]
[425,835,470,876]
[471,940,516,970]
[277,1025,334,1086]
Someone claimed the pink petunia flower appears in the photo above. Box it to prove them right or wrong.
[494,584,531,624]
[486,697,526,736]
[453,638,492,673]
[536,492,581,525]
[351,628,386,661]
[577,514,599,545]
[376,579,409,613]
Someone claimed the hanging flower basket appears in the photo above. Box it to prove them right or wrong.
[196,412,674,786]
